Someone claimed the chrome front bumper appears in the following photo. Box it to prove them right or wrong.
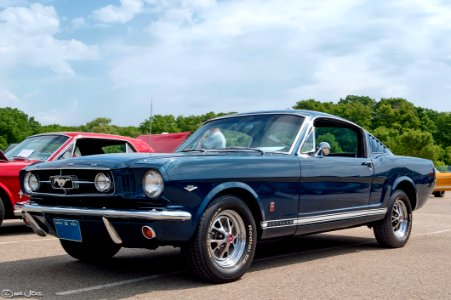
[17,203,192,244]
[19,204,192,221]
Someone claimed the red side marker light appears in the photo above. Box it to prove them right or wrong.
[269,202,275,213]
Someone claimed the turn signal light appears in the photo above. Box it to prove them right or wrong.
[142,226,156,239]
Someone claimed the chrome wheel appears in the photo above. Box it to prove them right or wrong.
[183,195,256,283]
[208,210,246,268]
[392,199,409,240]
[373,190,412,248]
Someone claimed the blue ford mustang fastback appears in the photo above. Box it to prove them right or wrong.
[19,110,435,283]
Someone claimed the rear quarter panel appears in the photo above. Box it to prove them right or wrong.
[370,155,434,210]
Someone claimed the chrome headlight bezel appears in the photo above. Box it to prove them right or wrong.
[94,172,112,192]
[23,172,39,194]
[142,170,164,198]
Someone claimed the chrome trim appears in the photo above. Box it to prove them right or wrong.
[261,208,387,229]
[184,112,307,155]
[29,167,112,171]
[102,217,123,244]
[297,208,387,225]
[184,185,198,192]
[287,117,307,155]
[21,204,192,221]
[13,208,22,217]
[23,212,47,237]
[24,192,116,198]
[297,118,314,155]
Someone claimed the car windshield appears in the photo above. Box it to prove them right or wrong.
[178,114,305,153]
[5,135,70,161]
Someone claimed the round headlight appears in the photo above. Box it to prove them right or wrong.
[94,173,112,192]
[24,172,39,193]
[143,170,164,198]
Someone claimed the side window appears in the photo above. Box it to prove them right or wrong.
[102,143,127,154]
[301,130,315,153]
[312,119,364,158]
[59,144,74,160]
[369,135,390,154]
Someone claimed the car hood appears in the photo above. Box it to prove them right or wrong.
[23,151,268,171]
[23,153,174,170]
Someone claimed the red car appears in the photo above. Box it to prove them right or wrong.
[137,132,190,152]
[0,132,153,226]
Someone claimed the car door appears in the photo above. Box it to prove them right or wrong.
[297,117,375,225]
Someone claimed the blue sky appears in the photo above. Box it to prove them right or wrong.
[1,0,451,126]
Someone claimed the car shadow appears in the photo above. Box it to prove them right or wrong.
[0,219,33,235]
[0,233,384,299]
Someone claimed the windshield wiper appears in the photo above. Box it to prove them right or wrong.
[180,149,207,153]
[215,147,265,155]
[13,156,31,162]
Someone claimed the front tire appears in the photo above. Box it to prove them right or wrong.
[373,190,412,248]
[60,239,121,262]
[433,191,445,197]
[183,195,257,283]
[0,198,4,227]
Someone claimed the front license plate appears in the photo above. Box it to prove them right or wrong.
[54,219,82,242]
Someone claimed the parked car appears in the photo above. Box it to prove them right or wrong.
[0,132,153,226]
[137,132,190,152]
[19,111,435,283]
[432,169,451,197]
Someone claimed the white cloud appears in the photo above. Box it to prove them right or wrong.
[92,0,144,24]
[0,89,20,106]
[0,3,98,75]
[101,0,451,117]
[71,17,87,30]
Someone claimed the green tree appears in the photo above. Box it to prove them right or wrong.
[0,107,41,147]
[117,126,141,138]
[293,99,335,113]
[392,130,442,164]
[434,113,451,147]
[339,95,377,108]
[80,118,119,134]
[373,98,420,132]
[139,115,180,134]
[0,135,8,151]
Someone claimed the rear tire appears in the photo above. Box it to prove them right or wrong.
[373,190,412,248]
[182,195,257,283]
[433,191,445,197]
[60,239,121,262]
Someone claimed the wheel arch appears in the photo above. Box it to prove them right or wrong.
[195,182,265,239]
[392,177,417,210]
[0,184,14,218]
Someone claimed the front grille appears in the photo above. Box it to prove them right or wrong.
[30,168,115,196]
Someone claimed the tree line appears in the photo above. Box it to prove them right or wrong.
[1,95,450,166]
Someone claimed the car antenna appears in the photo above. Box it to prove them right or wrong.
[149,98,153,152]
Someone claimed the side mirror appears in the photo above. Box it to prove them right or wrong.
[0,150,8,162]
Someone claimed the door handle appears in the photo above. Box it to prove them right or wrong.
[362,161,373,167]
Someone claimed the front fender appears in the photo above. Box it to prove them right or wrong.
[0,182,15,206]
[194,182,265,224]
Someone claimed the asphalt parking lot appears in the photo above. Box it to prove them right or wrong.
[1,194,450,300]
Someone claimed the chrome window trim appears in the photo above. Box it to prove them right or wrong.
[55,136,137,160]
[297,118,315,156]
